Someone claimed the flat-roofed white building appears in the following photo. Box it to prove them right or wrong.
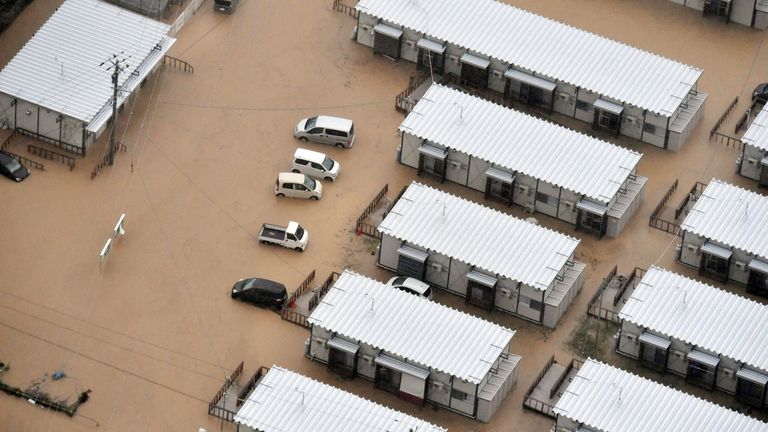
[354,0,707,151]
[739,104,768,186]
[377,182,586,328]
[234,366,446,432]
[678,179,768,296]
[553,358,768,432]
[617,266,768,409]
[0,0,174,155]
[307,270,520,422]
[398,84,646,238]
[668,0,768,29]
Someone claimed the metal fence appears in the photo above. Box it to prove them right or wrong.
[711,131,743,150]
[332,0,358,17]
[355,184,388,238]
[648,179,681,236]
[708,96,738,139]
[522,355,557,418]
[27,144,74,170]
[674,181,707,220]
[16,127,84,156]
[236,366,269,408]
[395,72,431,114]
[735,99,761,134]
[308,272,340,312]
[163,55,194,73]
[207,361,244,422]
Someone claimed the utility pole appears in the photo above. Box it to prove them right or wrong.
[100,53,130,166]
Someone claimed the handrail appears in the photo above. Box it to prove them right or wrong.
[356,183,389,238]
[91,141,127,179]
[332,0,358,17]
[0,129,17,151]
[163,55,194,73]
[674,181,707,220]
[708,96,738,139]
[16,127,84,156]
[236,366,270,407]
[308,271,340,312]
[523,355,555,401]
[3,150,44,171]
[27,144,75,170]
[207,361,244,421]
[711,131,742,150]
[648,179,681,236]
[395,72,431,114]
[283,270,316,311]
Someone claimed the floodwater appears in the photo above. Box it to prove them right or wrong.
[0,0,767,430]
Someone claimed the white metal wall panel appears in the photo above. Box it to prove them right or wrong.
[308,270,515,384]
[0,0,174,130]
[742,104,768,151]
[356,0,702,116]
[400,85,642,204]
[234,366,445,432]
[554,359,768,432]
[681,179,768,260]
[619,267,768,371]
[378,182,580,290]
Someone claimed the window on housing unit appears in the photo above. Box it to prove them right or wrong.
[376,366,402,393]
[524,298,543,311]
[701,253,729,280]
[583,212,603,233]
[450,388,469,401]
[643,122,657,135]
[640,344,667,369]
[535,192,558,206]
[575,100,592,112]
[598,111,620,131]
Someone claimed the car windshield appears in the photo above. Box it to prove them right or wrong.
[294,225,305,239]
[393,276,407,285]
[5,157,21,172]
[303,177,316,190]
[321,156,334,171]
[305,116,317,129]
[423,287,432,298]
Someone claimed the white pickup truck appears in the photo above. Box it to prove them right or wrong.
[258,221,308,252]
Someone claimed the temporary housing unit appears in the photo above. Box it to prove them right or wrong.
[307,270,520,423]
[678,179,768,296]
[354,0,707,151]
[398,84,646,238]
[668,0,768,29]
[233,366,446,432]
[377,182,586,328]
[0,0,174,154]
[616,267,768,409]
[739,104,768,186]
[553,359,768,432]
[104,0,170,18]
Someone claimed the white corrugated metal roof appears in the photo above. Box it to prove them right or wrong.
[308,270,515,384]
[356,0,702,116]
[554,359,768,432]
[0,0,174,131]
[742,104,768,151]
[234,366,446,432]
[400,85,642,204]
[378,182,580,290]
[619,266,768,371]
[680,179,768,260]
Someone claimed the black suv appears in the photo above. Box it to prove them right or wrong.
[0,151,29,182]
[231,278,287,310]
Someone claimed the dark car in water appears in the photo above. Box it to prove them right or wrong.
[753,83,768,103]
[231,278,287,310]
[0,151,29,182]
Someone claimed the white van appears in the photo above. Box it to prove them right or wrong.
[294,115,355,149]
[291,148,340,182]
[385,276,433,300]
[275,172,323,200]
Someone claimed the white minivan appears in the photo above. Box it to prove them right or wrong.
[291,148,340,182]
[275,172,323,200]
[294,115,355,149]
[386,276,433,300]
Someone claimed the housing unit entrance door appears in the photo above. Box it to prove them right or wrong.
[373,24,403,60]
[327,337,359,378]
[703,0,731,22]
[485,167,515,205]
[460,53,490,88]
[638,332,671,372]
[374,355,430,405]
[686,350,719,389]
[417,143,448,182]
[736,368,768,408]
[416,38,445,75]
[466,270,498,310]
[592,98,624,135]
[576,200,608,238]
[747,260,768,297]
[699,242,732,282]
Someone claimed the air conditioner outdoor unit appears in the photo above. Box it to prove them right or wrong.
[449,160,461,169]
[563,200,574,208]
[448,55,459,63]
[518,185,529,194]
[673,350,684,359]
[625,116,636,124]
[686,244,698,253]
[361,355,374,365]
[499,288,511,297]
[722,368,734,378]
[431,263,443,272]
[748,157,758,165]
[735,261,746,270]
[314,337,326,346]
[405,40,415,47]
[625,333,635,341]
[431,381,444,390]
[558,92,569,101]
[492,70,503,78]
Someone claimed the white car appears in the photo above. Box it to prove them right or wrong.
[294,115,355,149]
[291,148,340,182]
[386,276,433,299]
[275,172,323,200]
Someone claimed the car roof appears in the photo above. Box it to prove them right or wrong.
[0,151,14,164]
[246,278,286,293]
[315,115,353,131]
[397,277,431,295]
[278,172,308,183]
[293,148,327,164]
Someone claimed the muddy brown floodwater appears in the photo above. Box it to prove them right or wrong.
[1,0,767,430]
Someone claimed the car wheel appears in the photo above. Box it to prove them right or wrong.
[309,196,319,200]
[295,247,303,252]
[276,193,285,197]
[299,137,308,142]
[324,176,334,182]
[259,240,268,244]
[335,143,345,149]
[291,169,300,173]
[271,304,282,311]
